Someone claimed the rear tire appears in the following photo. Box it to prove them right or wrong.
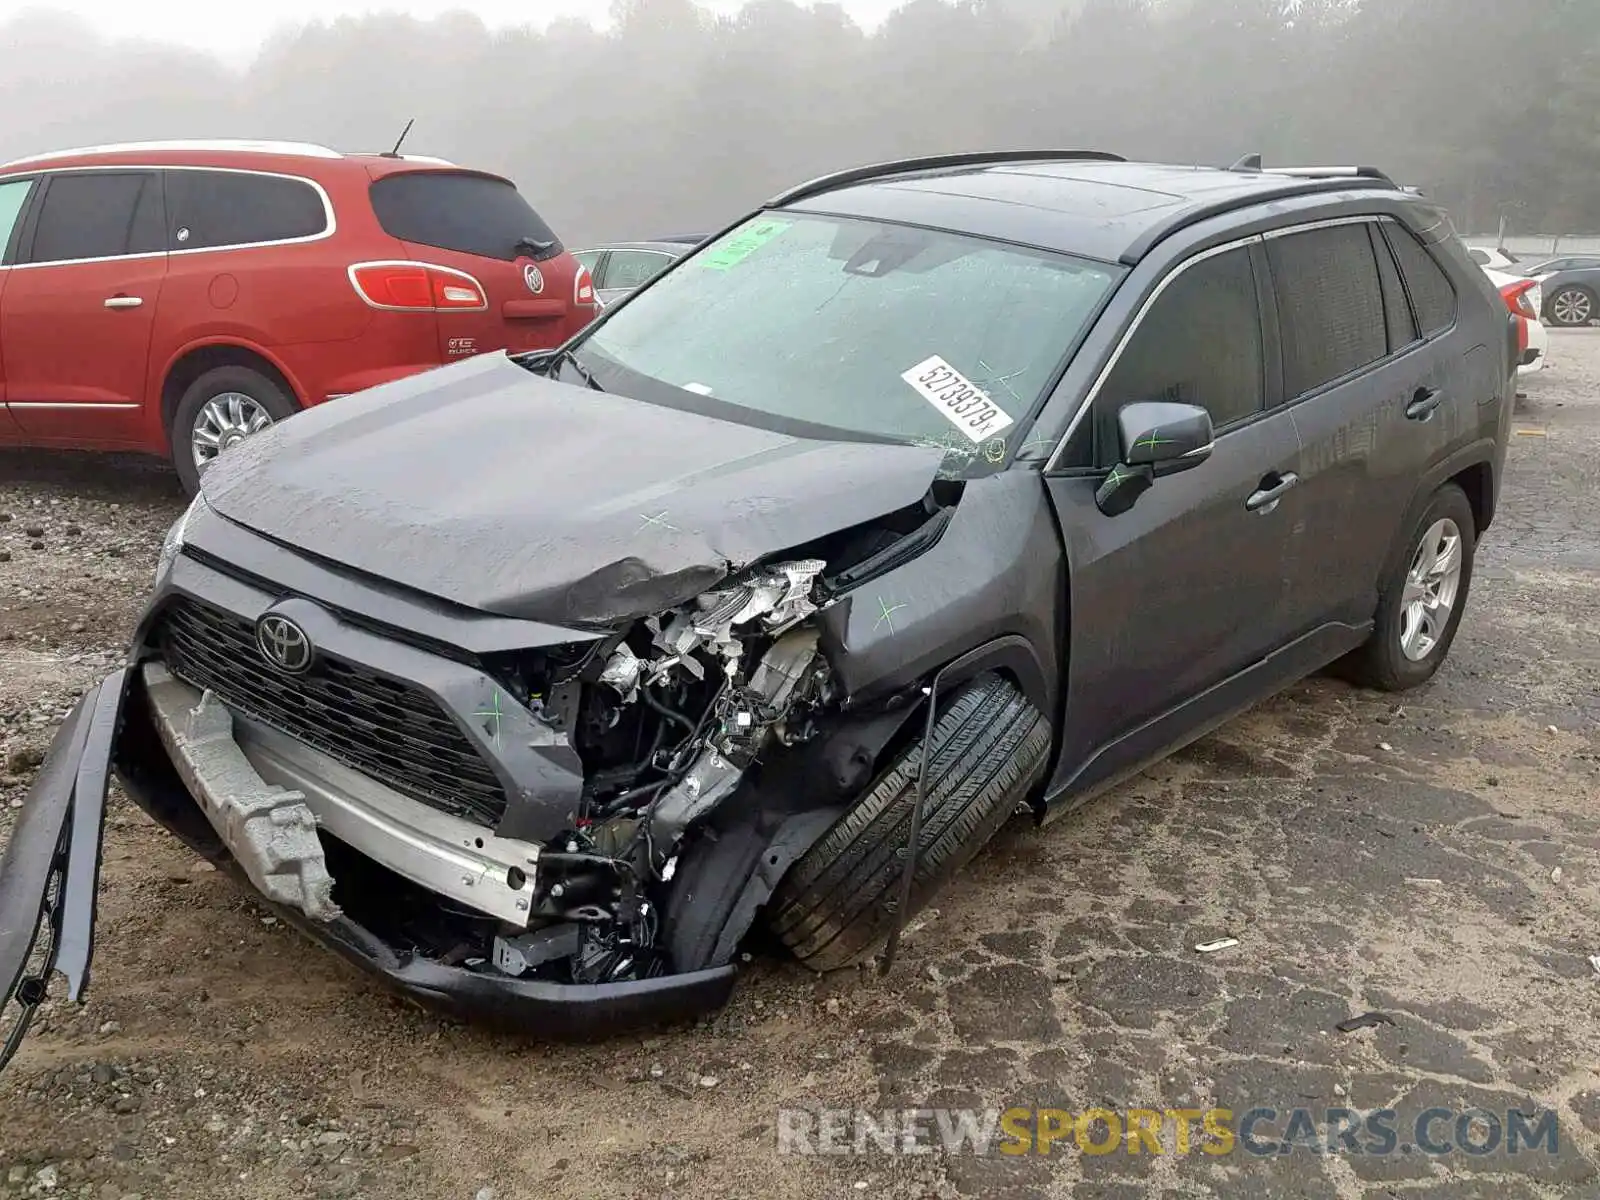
[1546,284,1596,328]
[171,365,299,496]
[1337,483,1476,692]
[767,672,1050,972]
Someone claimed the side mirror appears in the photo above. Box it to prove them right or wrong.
[1095,401,1215,516]
[1119,401,1215,474]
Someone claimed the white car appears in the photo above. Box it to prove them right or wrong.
[1485,266,1548,376]
[1468,245,1520,271]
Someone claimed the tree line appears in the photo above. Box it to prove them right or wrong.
[1,0,1596,244]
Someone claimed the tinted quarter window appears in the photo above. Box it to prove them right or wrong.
[28,172,151,264]
[1267,224,1388,398]
[1384,223,1457,336]
[369,171,560,262]
[1370,223,1419,352]
[0,177,35,261]
[1098,245,1264,435]
[166,170,327,250]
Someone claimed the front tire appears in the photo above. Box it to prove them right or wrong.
[1339,483,1476,692]
[767,672,1050,972]
[170,365,299,496]
[1546,285,1596,328]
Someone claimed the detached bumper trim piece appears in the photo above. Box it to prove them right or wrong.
[0,668,128,1072]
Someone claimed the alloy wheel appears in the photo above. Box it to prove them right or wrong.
[191,392,276,472]
[1399,518,1463,662]
[1551,287,1593,326]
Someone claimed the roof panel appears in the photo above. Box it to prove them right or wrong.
[781,159,1403,263]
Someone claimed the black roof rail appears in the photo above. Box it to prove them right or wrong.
[1118,175,1399,265]
[768,149,1127,208]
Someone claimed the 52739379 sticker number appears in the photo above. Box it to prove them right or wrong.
[900,355,1016,443]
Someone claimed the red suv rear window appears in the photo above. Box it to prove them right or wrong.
[368,171,562,263]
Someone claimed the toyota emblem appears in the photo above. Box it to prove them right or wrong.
[256,614,313,674]
[523,263,545,295]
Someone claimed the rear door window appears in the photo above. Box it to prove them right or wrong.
[165,169,327,250]
[1383,223,1458,337]
[369,171,561,262]
[25,172,162,264]
[1266,223,1389,399]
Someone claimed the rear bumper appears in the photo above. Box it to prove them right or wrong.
[1519,317,1549,375]
[0,667,736,1062]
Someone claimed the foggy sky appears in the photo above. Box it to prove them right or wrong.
[1,0,1593,243]
[20,0,907,57]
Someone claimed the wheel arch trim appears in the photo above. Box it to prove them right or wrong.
[669,635,1055,970]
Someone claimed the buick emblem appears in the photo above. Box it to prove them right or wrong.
[523,263,545,295]
[256,614,312,674]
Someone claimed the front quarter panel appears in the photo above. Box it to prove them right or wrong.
[817,471,1063,719]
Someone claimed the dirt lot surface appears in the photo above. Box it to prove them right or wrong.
[2,334,1599,1200]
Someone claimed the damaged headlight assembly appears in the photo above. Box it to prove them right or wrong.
[491,558,835,984]
[154,492,208,586]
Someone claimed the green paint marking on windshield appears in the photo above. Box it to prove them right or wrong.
[697,219,793,271]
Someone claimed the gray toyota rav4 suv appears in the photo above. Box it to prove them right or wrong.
[1,151,1517,1062]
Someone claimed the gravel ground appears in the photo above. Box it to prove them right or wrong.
[1,335,1598,1200]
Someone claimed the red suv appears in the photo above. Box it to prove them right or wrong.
[0,139,598,492]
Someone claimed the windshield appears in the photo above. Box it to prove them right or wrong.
[567,212,1122,474]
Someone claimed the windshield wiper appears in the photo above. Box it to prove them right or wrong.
[549,346,604,391]
[515,235,557,259]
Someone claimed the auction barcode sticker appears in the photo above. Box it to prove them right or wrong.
[900,355,1015,443]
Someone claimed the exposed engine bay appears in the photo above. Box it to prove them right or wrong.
[480,559,838,987]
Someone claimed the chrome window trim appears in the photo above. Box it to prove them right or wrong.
[0,163,336,271]
[1261,214,1378,239]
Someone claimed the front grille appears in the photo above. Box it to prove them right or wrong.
[157,596,508,826]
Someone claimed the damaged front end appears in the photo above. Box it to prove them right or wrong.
[1,448,1004,1060]
[479,557,834,987]
[1,557,854,1056]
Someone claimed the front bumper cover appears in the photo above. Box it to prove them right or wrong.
[0,666,736,1071]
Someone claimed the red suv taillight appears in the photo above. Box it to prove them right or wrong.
[348,261,489,311]
[574,263,598,308]
[1499,278,1542,321]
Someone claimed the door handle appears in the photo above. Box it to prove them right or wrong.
[1405,386,1443,420]
[103,296,143,309]
[1245,471,1299,513]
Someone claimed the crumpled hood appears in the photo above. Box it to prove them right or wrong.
[201,353,946,624]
